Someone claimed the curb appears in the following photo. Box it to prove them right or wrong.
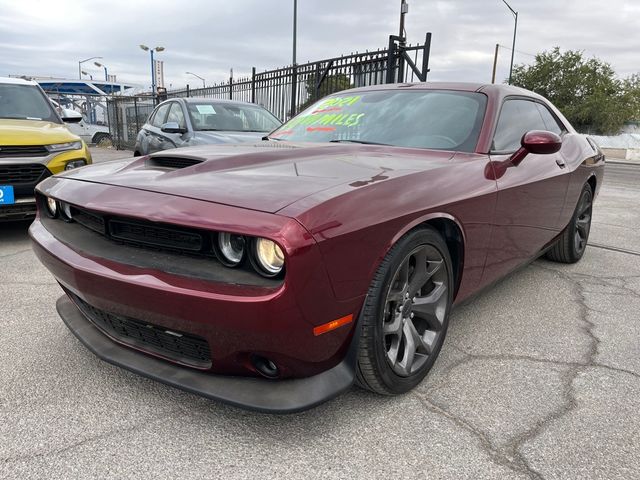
[606,159,640,166]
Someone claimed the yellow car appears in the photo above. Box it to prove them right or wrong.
[0,77,92,221]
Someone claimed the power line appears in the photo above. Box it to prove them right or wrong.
[498,44,536,58]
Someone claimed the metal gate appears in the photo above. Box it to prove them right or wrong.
[108,34,432,150]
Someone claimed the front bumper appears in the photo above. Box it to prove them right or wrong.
[57,294,358,413]
[30,177,365,410]
[0,144,91,220]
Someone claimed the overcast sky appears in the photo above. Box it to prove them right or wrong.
[0,0,636,90]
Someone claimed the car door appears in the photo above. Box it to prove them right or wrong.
[145,102,171,154]
[159,101,190,150]
[481,97,570,285]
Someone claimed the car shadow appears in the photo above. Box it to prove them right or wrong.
[0,219,33,241]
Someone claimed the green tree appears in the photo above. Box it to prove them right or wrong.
[298,73,353,112]
[510,48,638,134]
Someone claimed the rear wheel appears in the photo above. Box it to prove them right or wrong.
[546,184,593,263]
[356,227,453,395]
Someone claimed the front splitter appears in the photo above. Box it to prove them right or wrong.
[56,295,358,413]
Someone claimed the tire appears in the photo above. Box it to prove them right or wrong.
[92,133,111,146]
[356,227,454,395]
[546,183,593,264]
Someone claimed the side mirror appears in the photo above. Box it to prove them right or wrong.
[61,108,83,124]
[511,130,562,166]
[161,122,187,134]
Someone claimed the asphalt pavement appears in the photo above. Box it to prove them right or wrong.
[1,155,638,479]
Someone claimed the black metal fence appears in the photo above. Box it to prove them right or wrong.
[108,35,432,150]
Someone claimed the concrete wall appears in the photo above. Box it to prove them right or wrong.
[601,147,640,162]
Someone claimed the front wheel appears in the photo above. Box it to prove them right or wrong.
[356,227,453,395]
[546,183,593,264]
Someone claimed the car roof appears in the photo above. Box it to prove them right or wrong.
[0,76,38,86]
[340,81,536,97]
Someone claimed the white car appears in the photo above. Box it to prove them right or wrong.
[49,99,111,145]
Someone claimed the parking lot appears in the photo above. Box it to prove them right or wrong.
[1,150,638,479]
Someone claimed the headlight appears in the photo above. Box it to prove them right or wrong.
[216,232,246,267]
[46,141,82,153]
[252,238,285,277]
[65,160,87,170]
[59,201,73,220]
[45,197,58,217]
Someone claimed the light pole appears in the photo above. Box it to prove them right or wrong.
[185,71,205,88]
[80,70,93,81]
[501,0,518,85]
[94,61,109,81]
[292,0,297,66]
[78,56,102,79]
[399,0,408,42]
[140,45,165,93]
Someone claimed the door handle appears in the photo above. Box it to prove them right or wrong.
[556,158,566,168]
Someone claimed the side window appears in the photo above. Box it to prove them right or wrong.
[166,102,186,129]
[536,103,564,135]
[150,103,171,128]
[492,99,547,152]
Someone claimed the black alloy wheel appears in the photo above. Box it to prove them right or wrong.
[356,227,453,395]
[546,183,593,264]
[573,188,593,256]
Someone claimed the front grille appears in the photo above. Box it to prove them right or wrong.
[109,219,203,252]
[70,207,106,234]
[70,292,212,368]
[147,156,202,169]
[0,164,48,184]
[69,205,209,257]
[0,145,49,158]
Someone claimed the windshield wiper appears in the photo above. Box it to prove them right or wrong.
[262,135,284,141]
[329,139,390,146]
[198,128,221,131]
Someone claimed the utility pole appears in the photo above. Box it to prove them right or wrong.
[501,0,518,84]
[491,44,499,83]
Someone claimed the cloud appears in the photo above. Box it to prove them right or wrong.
[0,0,636,90]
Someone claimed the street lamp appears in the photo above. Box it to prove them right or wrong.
[78,56,102,79]
[80,70,93,81]
[94,61,109,81]
[501,0,518,85]
[292,0,297,66]
[140,45,165,93]
[185,71,206,88]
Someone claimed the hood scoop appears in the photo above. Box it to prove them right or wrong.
[146,156,203,169]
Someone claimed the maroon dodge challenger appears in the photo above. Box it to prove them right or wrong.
[30,83,604,412]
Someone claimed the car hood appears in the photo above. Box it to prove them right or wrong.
[0,118,80,145]
[60,142,455,213]
[193,130,267,144]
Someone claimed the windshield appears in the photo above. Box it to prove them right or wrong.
[270,90,487,152]
[0,84,60,123]
[187,102,281,132]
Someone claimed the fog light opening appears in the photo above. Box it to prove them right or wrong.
[251,354,279,379]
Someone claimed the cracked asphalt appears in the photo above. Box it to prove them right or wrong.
[1,155,639,479]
